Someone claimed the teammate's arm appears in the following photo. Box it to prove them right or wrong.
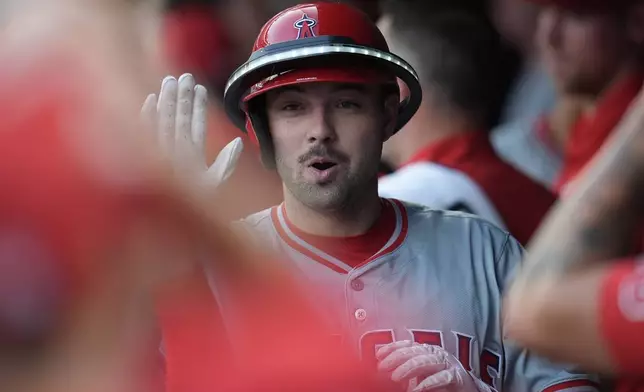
[503,82,644,374]
[506,257,644,375]
[496,235,601,391]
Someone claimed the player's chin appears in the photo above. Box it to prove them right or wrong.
[298,183,351,209]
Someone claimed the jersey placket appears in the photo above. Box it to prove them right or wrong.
[344,255,393,354]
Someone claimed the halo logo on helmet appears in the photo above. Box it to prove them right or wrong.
[294,13,317,39]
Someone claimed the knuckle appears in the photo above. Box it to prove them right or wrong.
[442,370,456,384]
[424,353,442,366]
[409,345,424,355]
[409,356,427,369]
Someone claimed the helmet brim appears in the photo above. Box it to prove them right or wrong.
[241,66,397,103]
[223,36,422,134]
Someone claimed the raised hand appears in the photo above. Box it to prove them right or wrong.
[141,73,243,188]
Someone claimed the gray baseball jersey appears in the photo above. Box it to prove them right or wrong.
[218,198,597,391]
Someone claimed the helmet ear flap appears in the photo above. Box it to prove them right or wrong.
[246,96,276,170]
[244,116,258,143]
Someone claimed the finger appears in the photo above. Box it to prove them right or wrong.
[206,137,244,187]
[141,93,156,118]
[391,352,449,382]
[379,345,427,372]
[379,343,437,371]
[376,340,414,361]
[191,84,208,148]
[141,94,157,134]
[157,76,178,153]
[413,368,460,392]
[175,73,195,151]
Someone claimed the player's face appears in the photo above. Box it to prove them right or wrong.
[536,7,628,96]
[266,82,394,211]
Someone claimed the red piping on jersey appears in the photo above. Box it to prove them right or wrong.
[355,198,408,270]
[271,206,348,273]
[270,198,408,273]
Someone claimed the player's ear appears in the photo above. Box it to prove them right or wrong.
[382,91,399,141]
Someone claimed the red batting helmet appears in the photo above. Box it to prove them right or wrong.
[223,2,422,168]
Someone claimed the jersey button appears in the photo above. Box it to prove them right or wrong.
[350,279,364,291]
[354,308,367,321]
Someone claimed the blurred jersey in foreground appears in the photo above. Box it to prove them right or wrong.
[0,1,390,392]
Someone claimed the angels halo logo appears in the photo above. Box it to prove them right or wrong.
[294,13,317,39]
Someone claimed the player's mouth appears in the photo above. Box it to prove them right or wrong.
[305,158,340,183]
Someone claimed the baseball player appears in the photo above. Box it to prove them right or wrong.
[529,0,644,195]
[376,8,556,244]
[149,2,599,391]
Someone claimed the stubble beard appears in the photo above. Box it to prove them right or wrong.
[277,161,373,213]
[285,172,358,213]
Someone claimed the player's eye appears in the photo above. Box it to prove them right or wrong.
[281,103,302,111]
[336,100,361,110]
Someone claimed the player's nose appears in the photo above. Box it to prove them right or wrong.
[306,106,337,144]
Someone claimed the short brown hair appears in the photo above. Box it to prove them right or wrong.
[383,8,507,127]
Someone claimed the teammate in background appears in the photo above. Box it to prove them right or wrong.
[530,0,644,194]
[377,8,556,245]
[504,85,644,392]
[153,3,598,391]
[487,0,564,189]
